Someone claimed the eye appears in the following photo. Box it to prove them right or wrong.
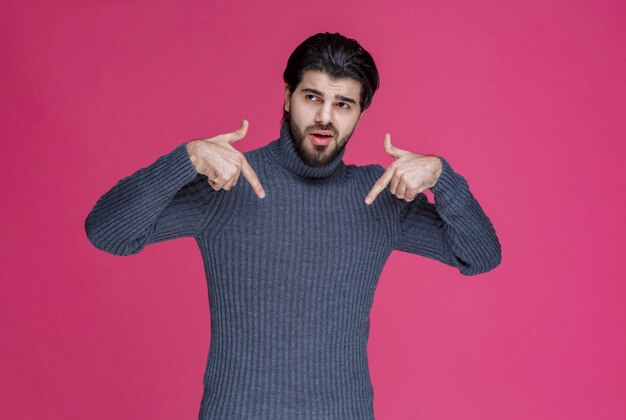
[337,102,350,109]
[306,94,319,101]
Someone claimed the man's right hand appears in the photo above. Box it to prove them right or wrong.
[186,120,266,198]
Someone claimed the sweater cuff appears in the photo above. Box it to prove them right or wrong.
[170,141,200,180]
[429,156,472,207]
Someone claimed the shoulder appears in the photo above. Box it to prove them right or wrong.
[240,143,269,167]
[346,162,385,178]
[345,163,386,191]
[344,163,396,203]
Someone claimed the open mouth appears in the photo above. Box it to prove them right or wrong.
[309,133,334,146]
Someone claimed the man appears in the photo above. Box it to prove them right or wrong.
[85,32,501,420]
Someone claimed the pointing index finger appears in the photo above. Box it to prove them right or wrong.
[364,166,394,205]
[240,156,266,199]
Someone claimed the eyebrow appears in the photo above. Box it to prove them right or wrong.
[301,88,358,106]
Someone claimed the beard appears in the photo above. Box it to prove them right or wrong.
[288,115,356,167]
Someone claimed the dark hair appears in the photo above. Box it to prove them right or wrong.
[282,32,380,123]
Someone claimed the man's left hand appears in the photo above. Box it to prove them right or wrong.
[365,133,443,205]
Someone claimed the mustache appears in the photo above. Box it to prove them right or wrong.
[307,125,337,135]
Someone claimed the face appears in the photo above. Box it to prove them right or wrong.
[284,70,363,167]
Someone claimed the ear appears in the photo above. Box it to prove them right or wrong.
[284,83,291,112]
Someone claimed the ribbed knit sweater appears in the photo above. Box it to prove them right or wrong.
[85,120,501,419]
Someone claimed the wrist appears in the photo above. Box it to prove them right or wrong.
[185,141,200,173]
[431,156,443,186]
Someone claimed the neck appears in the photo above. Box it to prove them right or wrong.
[267,120,346,179]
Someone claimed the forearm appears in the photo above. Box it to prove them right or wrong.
[84,142,200,256]
[429,157,501,275]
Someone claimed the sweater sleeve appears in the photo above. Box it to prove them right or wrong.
[392,157,502,276]
[84,142,217,256]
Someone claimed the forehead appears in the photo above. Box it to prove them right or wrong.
[297,70,361,99]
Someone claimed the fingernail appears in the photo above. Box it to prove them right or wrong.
[365,197,372,205]
[260,190,266,198]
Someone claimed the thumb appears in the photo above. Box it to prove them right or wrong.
[384,132,408,159]
[226,119,249,144]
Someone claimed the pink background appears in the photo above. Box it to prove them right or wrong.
[2,0,625,419]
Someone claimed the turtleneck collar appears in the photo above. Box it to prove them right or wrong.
[267,120,346,180]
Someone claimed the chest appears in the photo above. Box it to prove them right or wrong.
[203,180,395,268]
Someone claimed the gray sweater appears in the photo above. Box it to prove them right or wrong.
[85,120,501,419]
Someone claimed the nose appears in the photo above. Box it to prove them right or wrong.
[315,102,333,126]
